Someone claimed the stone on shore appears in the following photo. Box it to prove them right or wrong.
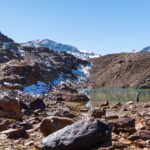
[128,130,150,141]
[0,95,22,120]
[52,92,89,102]
[2,128,29,139]
[112,117,135,134]
[91,107,105,118]
[42,119,112,150]
[40,116,74,136]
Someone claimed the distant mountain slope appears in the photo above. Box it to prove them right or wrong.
[21,39,79,52]
[21,39,99,59]
[141,46,150,52]
[88,52,150,88]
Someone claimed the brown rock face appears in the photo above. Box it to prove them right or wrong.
[89,52,150,88]
[52,92,89,102]
[0,60,40,90]
[3,128,29,139]
[0,119,14,132]
[112,118,136,134]
[128,130,150,141]
[40,116,74,136]
[0,95,22,120]
[91,107,105,118]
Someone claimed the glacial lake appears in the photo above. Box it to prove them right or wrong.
[79,88,150,106]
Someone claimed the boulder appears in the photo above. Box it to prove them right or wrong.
[53,110,76,118]
[40,116,74,136]
[0,95,22,120]
[105,111,119,120]
[52,92,89,102]
[3,128,29,139]
[112,117,136,134]
[128,130,150,141]
[0,60,40,88]
[0,119,14,131]
[29,99,45,110]
[42,119,112,150]
[91,107,105,118]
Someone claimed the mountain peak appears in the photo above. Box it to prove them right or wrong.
[21,39,99,59]
[21,39,79,52]
[141,46,150,52]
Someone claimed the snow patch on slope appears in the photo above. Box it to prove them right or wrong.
[22,63,92,95]
[23,81,49,94]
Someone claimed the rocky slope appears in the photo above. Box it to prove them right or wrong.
[21,39,99,59]
[0,32,90,94]
[88,52,150,88]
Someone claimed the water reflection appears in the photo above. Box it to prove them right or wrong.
[79,88,150,106]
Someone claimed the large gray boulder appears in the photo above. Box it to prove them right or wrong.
[42,119,111,150]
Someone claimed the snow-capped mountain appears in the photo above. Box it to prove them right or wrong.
[21,39,99,59]
[21,39,79,52]
[132,46,150,53]
[141,46,150,52]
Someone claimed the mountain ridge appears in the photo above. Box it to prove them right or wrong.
[21,39,99,59]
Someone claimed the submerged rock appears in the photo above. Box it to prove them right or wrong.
[42,119,111,150]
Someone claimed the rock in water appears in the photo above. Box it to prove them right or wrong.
[42,119,111,150]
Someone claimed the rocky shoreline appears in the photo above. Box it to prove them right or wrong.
[0,85,150,150]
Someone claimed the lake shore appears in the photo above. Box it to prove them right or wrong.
[0,87,150,150]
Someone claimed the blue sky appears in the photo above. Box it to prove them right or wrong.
[0,0,150,54]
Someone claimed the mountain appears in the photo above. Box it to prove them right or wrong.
[0,32,90,94]
[21,39,99,59]
[88,52,150,89]
[141,46,150,52]
[131,46,150,53]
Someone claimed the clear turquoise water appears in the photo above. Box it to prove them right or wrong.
[79,88,150,106]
